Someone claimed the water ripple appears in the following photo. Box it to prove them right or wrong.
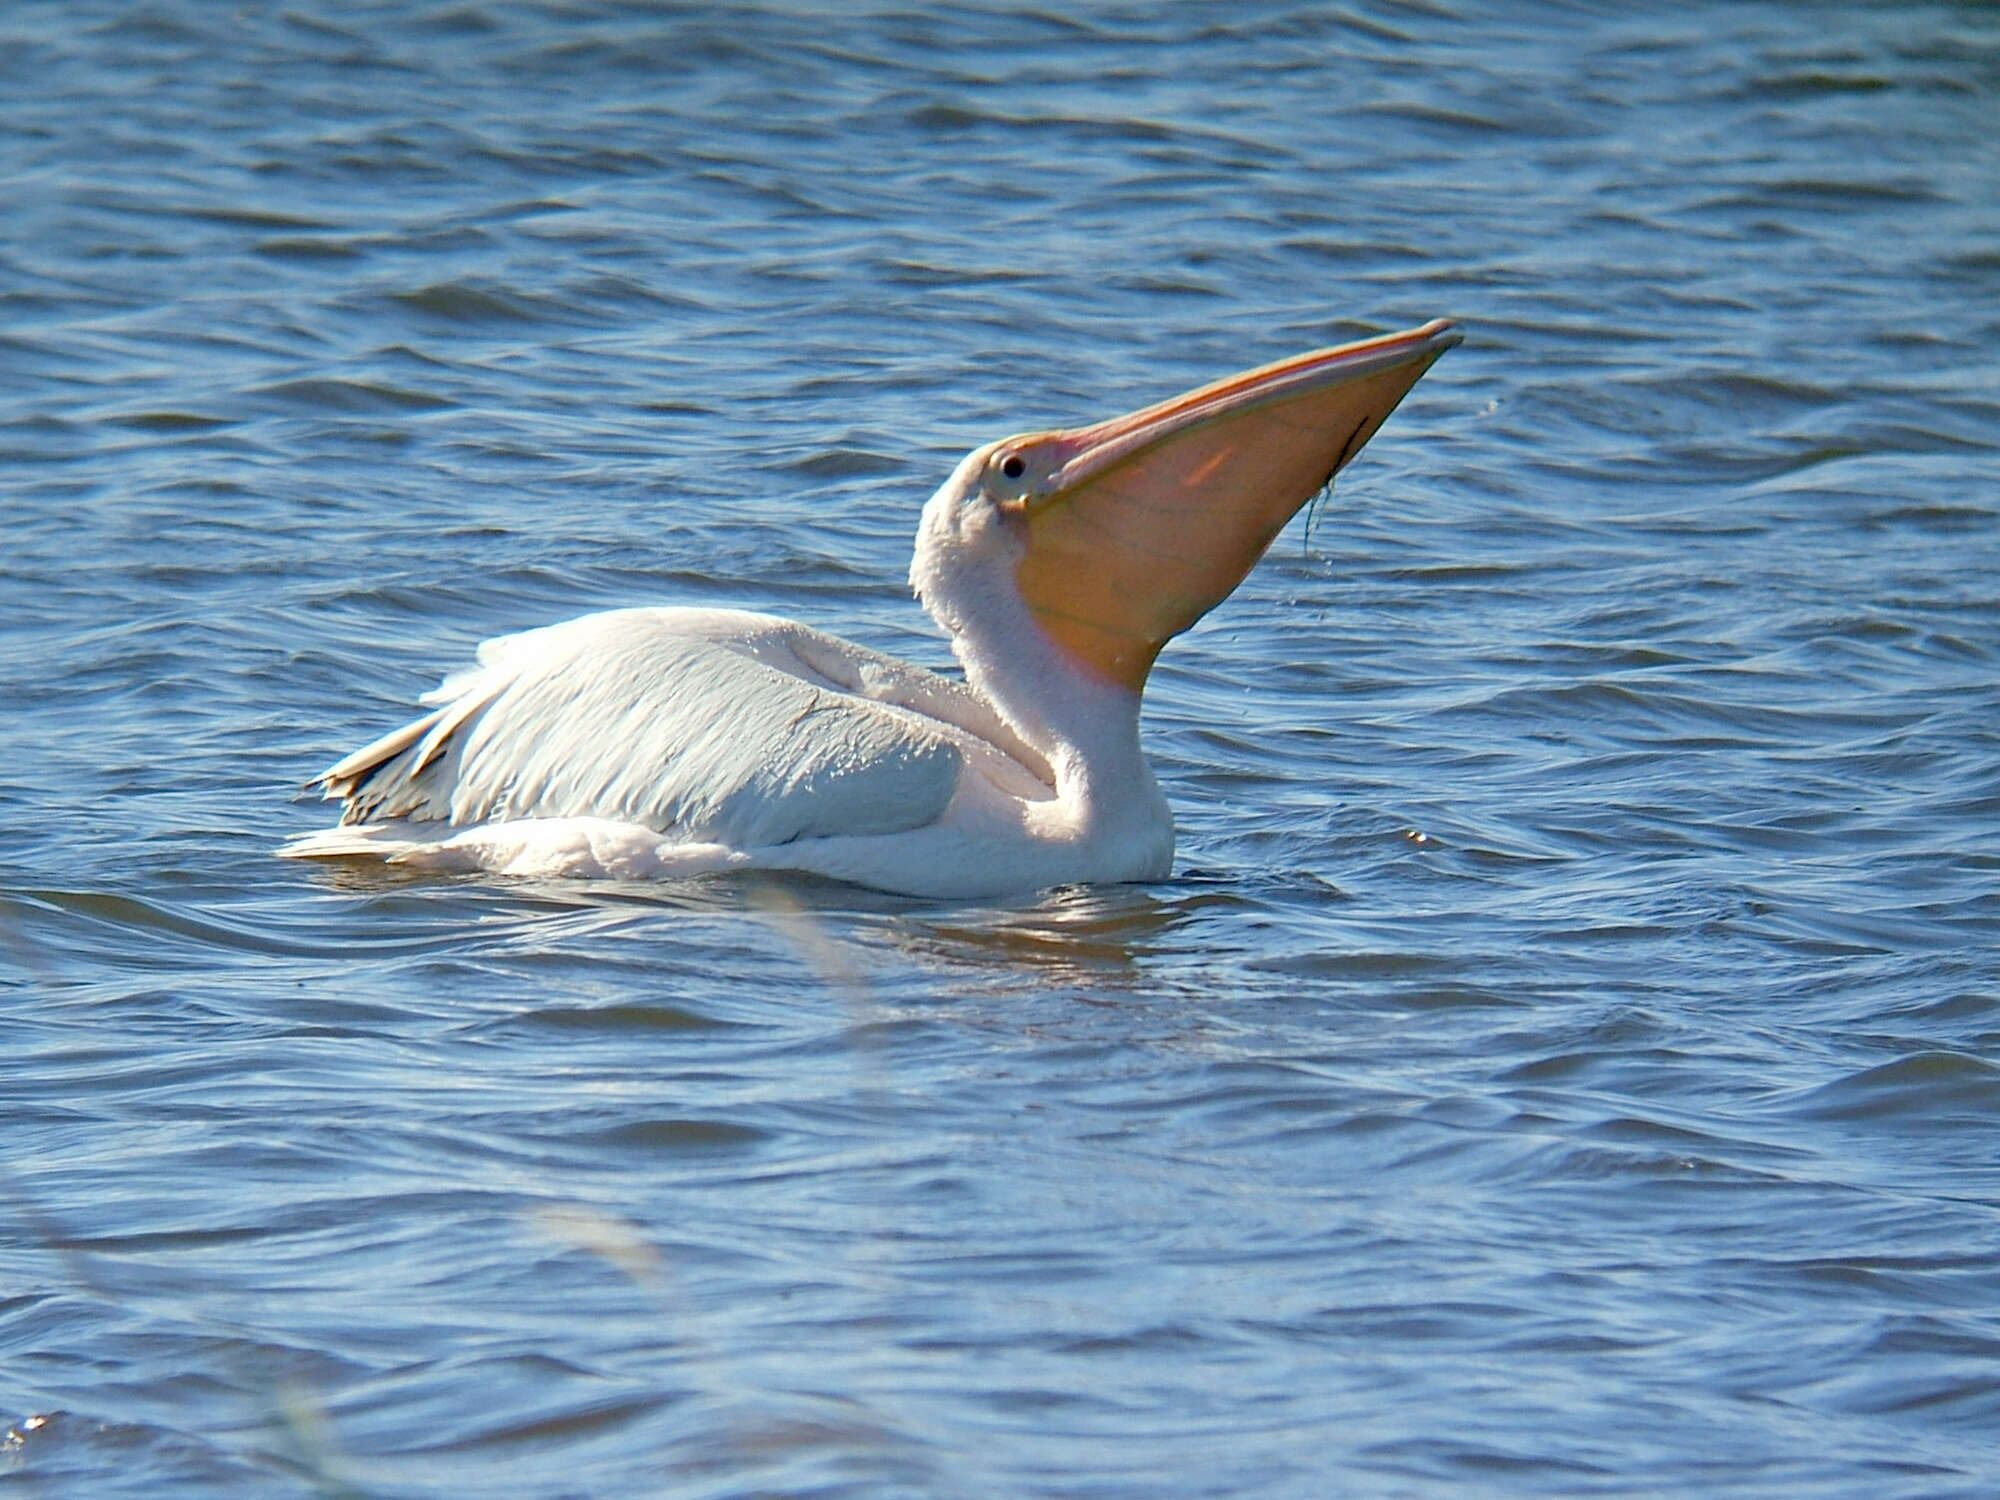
[5,1,2000,1497]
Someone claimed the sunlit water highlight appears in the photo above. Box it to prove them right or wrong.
[4,2,1999,1495]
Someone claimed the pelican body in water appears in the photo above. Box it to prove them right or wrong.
[287,320,1460,897]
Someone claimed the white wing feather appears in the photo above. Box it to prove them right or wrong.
[306,607,998,850]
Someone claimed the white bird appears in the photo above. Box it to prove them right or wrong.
[285,319,1460,897]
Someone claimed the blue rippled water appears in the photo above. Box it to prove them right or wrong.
[5,2,2000,1495]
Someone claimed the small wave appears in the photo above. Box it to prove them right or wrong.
[1359,100,1515,135]
[248,377,455,413]
[497,1001,745,1034]
[1690,177,1946,214]
[1792,1052,2000,1124]
[419,1391,678,1456]
[254,236,363,262]
[567,1118,770,1152]
[181,204,337,232]
[4,887,525,963]
[780,447,908,480]
[388,279,570,325]
[101,410,234,432]
[1721,72,1894,101]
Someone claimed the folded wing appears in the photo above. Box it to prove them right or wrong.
[309,608,967,850]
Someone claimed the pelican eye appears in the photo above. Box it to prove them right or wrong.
[1001,455,1026,479]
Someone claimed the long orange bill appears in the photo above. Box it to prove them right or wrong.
[993,318,1461,691]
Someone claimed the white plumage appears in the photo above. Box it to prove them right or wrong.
[287,320,1459,896]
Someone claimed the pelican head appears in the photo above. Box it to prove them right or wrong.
[913,319,1462,695]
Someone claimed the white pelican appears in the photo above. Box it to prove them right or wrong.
[286,319,1460,897]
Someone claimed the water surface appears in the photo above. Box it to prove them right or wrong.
[5,2,2000,1495]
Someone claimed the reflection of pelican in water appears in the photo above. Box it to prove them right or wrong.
[288,321,1460,897]
[896,882,1215,975]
